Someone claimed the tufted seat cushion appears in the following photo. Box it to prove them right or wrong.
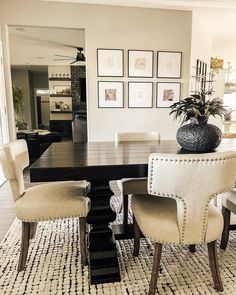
[132,194,223,244]
[117,178,148,195]
[15,181,90,222]
[221,189,236,214]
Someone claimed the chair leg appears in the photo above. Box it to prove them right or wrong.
[133,216,140,256]
[207,240,223,292]
[79,217,87,266]
[220,206,231,250]
[30,222,37,240]
[148,243,163,295]
[123,194,129,225]
[18,222,30,272]
[189,244,196,253]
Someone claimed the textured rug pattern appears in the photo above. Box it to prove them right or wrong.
[1,213,236,294]
[1,181,236,294]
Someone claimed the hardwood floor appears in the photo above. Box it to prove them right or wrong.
[0,181,15,243]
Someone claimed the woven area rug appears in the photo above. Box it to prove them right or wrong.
[1,192,236,294]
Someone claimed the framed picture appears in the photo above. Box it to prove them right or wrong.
[98,81,124,108]
[52,85,71,96]
[157,51,182,78]
[156,82,181,108]
[97,48,124,77]
[128,82,153,108]
[128,50,154,77]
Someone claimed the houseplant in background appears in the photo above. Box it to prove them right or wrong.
[170,89,227,152]
[224,107,235,121]
[12,84,27,130]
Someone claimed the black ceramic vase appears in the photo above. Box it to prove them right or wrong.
[176,117,222,152]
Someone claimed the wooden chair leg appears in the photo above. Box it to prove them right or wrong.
[207,240,223,292]
[18,222,30,272]
[133,216,140,256]
[30,222,37,239]
[123,194,129,225]
[148,243,163,295]
[189,244,196,253]
[79,217,87,266]
[220,206,231,250]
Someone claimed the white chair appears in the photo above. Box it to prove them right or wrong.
[132,152,236,294]
[115,132,160,225]
[0,139,90,271]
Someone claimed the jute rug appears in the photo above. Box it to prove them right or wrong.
[1,187,236,294]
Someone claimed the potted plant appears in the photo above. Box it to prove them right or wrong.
[170,90,227,152]
[223,108,235,121]
[12,84,26,130]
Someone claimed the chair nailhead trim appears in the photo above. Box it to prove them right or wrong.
[149,155,236,243]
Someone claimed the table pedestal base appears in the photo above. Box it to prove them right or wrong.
[87,182,121,284]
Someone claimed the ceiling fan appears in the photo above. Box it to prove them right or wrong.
[54,47,85,64]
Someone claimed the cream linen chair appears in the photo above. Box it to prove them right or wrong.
[132,152,236,294]
[0,139,90,271]
[219,190,236,249]
[115,132,160,225]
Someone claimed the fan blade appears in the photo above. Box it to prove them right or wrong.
[70,60,78,64]
[53,58,75,61]
[12,34,82,50]
[55,54,74,58]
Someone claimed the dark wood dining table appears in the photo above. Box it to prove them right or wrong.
[29,139,236,284]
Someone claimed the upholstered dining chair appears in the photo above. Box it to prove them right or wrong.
[115,132,160,225]
[0,139,90,271]
[132,152,236,295]
[220,190,236,250]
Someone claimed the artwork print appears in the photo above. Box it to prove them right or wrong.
[157,82,181,108]
[98,81,124,108]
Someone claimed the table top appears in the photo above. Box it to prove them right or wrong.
[30,139,236,182]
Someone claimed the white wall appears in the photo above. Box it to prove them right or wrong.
[211,10,236,120]
[0,41,9,185]
[0,24,15,141]
[0,0,192,141]
[190,9,223,128]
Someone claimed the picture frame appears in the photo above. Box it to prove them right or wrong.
[98,81,124,108]
[156,82,181,108]
[128,82,153,108]
[128,50,154,78]
[157,51,182,78]
[52,85,71,96]
[97,48,124,77]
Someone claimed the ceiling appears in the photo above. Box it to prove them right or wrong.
[8,2,236,68]
[8,26,85,66]
[42,0,236,10]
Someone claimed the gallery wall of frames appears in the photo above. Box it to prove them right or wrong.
[97,48,182,109]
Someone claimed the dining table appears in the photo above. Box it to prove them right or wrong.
[29,139,236,284]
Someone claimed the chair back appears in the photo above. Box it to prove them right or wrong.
[0,139,29,201]
[148,152,236,244]
[115,131,160,142]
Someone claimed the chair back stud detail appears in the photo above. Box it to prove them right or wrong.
[148,152,236,244]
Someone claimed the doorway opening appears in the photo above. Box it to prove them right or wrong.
[8,25,87,142]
